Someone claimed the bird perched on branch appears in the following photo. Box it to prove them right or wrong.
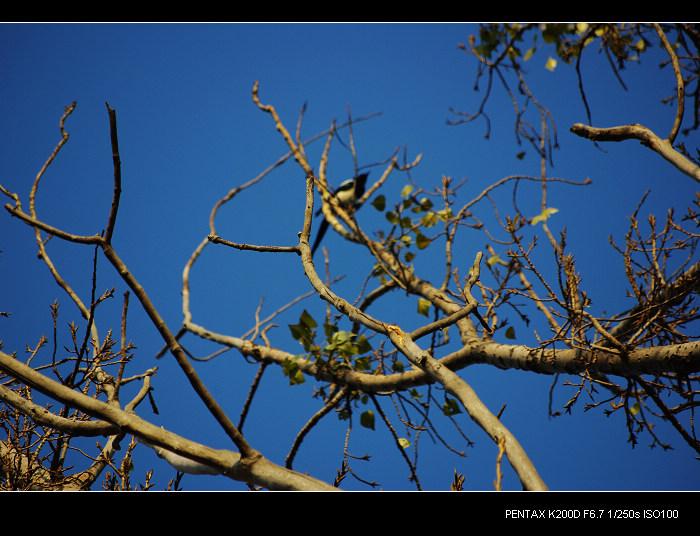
[311,173,368,257]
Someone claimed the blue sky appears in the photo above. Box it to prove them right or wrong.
[2,23,699,491]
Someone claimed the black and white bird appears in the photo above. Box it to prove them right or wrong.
[311,172,368,256]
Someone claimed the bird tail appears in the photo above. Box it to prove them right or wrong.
[311,219,329,256]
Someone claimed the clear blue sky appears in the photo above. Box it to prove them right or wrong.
[2,23,699,491]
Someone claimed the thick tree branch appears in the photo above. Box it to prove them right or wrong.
[295,171,547,489]
[386,325,548,490]
[0,350,337,491]
[569,123,700,184]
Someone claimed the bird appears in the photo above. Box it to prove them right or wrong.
[311,173,368,257]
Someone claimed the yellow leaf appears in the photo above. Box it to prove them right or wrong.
[417,298,431,317]
[545,56,557,71]
[531,207,559,225]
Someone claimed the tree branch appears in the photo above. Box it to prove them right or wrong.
[0,350,337,491]
[569,123,700,184]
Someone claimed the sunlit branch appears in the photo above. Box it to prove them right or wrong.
[570,122,700,184]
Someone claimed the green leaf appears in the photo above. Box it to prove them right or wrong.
[282,357,306,385]
[505,326,516,339]
[385,211,400,225]
[542,28,558,44]
[436,208,453,221]
[442,398,462,416]
[372,195,386,211]
[289,310,318,351]
[371,263,386,277]
[355,334,372,355]
[415,232,431,250]
[417,298,431,317]
[421,211,438,228]
[354,356,372,371]
[324,330,372,361]
[401,184,414,198]
[418,197,433,211]
[325,330,355,356]
[531,207,559,225]
[360,410,375,430]
[505,45,520,60]
[299,309,317,329]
